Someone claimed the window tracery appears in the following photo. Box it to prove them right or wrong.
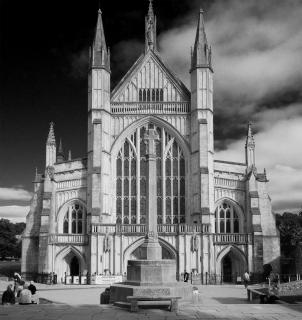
[62,202,85,234]
[116,124,186,224]
[215,202,240,233]
[139,89,163,102]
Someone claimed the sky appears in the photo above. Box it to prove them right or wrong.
[0,0,302,222]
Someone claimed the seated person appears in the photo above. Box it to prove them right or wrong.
[29,282,39,304]
[19,284,32,305]
[2,284,15,305]
[28,281,37,295]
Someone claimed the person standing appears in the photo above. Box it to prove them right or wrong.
[243,271,250,288]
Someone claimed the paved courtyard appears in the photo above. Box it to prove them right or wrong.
[0,281,301,319]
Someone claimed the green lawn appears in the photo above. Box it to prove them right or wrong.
[0,260,21,278]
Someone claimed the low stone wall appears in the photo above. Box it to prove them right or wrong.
[279,280,302,296]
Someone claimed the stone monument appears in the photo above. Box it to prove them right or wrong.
[110,128,192,302]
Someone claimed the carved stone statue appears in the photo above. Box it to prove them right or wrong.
[191,234,199,252]
[147,18,154,44]
[104,233,111,253]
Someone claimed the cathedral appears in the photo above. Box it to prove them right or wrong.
[22,2,280,284]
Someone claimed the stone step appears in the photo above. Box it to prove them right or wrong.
[114,301,130,309]
[114,300,172,309]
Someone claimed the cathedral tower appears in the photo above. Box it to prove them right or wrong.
[87,8,111,225]
[190,9,214,225]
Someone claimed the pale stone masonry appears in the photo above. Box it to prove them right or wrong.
[22,2,280,283]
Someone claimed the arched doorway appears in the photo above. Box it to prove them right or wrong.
[55,247,87,283]
[217,246,247,284]
[70,256,79,276]
[222,254,232,282]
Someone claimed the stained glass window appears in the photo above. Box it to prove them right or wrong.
[62,202,85,234]
[115,124,186,224]
[215,202,241,233]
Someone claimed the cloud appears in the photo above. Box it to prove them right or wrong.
[159,0,302,101]
[0,187,32,201]
[157,0,302,145]
[216,112,302,212]
[0,206,29,223]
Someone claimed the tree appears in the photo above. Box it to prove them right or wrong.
[0,219,26,259]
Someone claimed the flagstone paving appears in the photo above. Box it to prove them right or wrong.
[0,281,301,319]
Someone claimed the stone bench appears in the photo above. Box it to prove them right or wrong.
[127,296,181,312]
[247,287,269,303]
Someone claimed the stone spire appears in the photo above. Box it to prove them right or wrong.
[46,122,56,146]
[56,138,65,163]
[91,8,110,71]
[191,8,212,70]
[145,0,157,52]
[245,122,256,167]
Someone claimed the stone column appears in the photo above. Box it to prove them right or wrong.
[141,128,162,260]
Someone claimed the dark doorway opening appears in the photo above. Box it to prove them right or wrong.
[222,255,232,282]
[70,256,79,276]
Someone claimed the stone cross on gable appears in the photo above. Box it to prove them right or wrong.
[143,128,159,157]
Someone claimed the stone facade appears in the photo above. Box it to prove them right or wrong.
[22,4,280,283]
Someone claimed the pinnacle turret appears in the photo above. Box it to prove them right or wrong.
[246,122,255,149]
[245,122,256,167]
[56,138,65,163]
[145,0,157,52]
[91,8,110,71]
[46,122,56,146]
[191,8,212,70]
[46,122,56,167]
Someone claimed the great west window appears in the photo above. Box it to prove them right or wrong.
[116,124,186,225]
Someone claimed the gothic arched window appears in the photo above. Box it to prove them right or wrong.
[115,124,186,225]
[215,202,241,233]
[62,202,86,234]
[138,89,164,102]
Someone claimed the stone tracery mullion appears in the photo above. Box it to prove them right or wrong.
[136,128,140,224]
[121,144,124,224]
[161,127,166,224]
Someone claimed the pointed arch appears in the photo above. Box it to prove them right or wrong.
[216,245,247,277]
[112,116,189,225]
[214,198,245,233]
[54,245,87,282]
[111,116,190,160]
[56,199,87,234]
[55,245,86,266]
[122,237,178,273]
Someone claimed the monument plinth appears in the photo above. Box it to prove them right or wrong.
[110,128,192,303]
